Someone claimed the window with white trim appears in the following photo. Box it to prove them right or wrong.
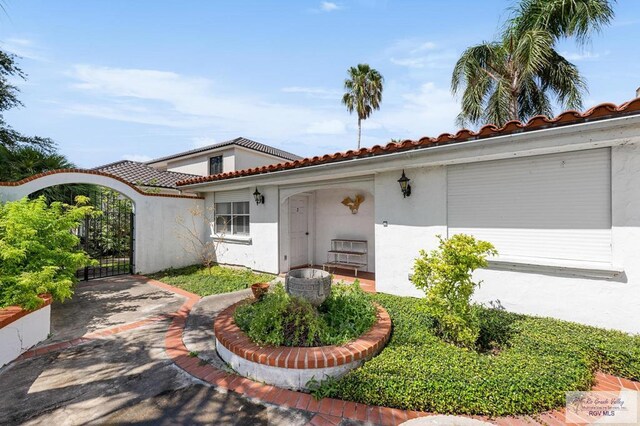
[215,201,250,235]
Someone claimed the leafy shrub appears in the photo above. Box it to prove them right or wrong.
[319,293,640,416]
[0,196,96,309]
[411,234,496,348]
[149,264,274,296]
[319,280,377,345]
[234,281,376,347]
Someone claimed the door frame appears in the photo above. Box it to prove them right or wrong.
[281,192,315,272]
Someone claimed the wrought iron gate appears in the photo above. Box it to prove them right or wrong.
[74,189,134,280]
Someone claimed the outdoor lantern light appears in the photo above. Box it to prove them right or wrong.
[397,170,412,198]
[253,187,265,205]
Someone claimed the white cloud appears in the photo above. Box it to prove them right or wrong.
[123,154,153,162]
[385,38,456,70]
[320,2,340,12]
[1,38,44,61]
[377,82,459,137]
[306,119,347,134]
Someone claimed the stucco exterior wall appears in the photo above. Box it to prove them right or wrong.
[164,149,236,176]
[234,147,289,171]
[374,167,447,297]
[0,172,203,274]
[313,188,375,271]
[372,147,640,333]
[205,186,279,274]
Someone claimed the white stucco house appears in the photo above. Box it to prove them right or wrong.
[171,99,640,334]
[2,101,640,334]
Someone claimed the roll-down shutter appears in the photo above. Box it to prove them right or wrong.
[447,149,611,263]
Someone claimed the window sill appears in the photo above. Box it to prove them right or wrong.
[212,235,252,245]
[485,257,624,280]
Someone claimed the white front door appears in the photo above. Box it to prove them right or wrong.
[289,196,309,268]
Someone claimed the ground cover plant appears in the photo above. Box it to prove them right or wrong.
[149,264,274,296]
[234,281,377,347]
[0,196,96,309]
[317,293,640,416]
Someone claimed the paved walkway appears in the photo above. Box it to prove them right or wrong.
[0,276,308,425]
[2,274,639,426]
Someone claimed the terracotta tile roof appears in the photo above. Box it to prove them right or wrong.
[146,137,302,164]
[176,99,640,187]
[94,160,198,189]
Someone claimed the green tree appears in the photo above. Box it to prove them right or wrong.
[342,64,384,149]
[451,0,615,127]
[0,50,55,152]
[411,234,497,348]
[0,196,97,309]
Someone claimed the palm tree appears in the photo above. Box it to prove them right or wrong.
[451,31,585,127]
[509,0,615,45]
[342,64,384,149]
[451,0,615,127]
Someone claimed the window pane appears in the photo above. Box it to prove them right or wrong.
[233,215,250,235]
[209,156,223,175]
[215,202,231,215]
[215,215,231,233]
[233,201,249,215]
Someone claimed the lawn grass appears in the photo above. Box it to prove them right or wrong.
[148,264,275,296]
[319,293,640,417]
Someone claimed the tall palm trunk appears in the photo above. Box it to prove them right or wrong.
[357,117,362,149]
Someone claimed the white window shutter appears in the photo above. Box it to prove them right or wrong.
[447,149,612,264]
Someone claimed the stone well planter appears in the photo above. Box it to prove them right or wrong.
[285,268,331,306]
[0,295,52,368]
[214,300,391,391]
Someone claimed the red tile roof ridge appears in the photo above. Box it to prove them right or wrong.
[176,98,640,187]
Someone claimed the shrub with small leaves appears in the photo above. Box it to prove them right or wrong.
[411,234,497,348]
[319,293,640,416]
[0,196,97,309]
[234,281,376,347]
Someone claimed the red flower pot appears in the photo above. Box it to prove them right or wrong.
[251,282,270,300]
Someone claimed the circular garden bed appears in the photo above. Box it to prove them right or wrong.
[214,282,391,390]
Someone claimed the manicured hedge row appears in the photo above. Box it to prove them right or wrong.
[322,294,640,416]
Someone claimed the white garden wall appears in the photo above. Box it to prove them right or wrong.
[0,304,50,368]
[0,171,203,274]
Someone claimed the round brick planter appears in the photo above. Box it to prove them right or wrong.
[214,300,391,390]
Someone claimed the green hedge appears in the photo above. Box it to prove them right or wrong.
[322,293,640,416]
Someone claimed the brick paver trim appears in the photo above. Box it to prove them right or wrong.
[214,300,391,369]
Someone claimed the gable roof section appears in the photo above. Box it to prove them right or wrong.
[176,99,640,187]
[146,137,302,164]
[94,160,198,189]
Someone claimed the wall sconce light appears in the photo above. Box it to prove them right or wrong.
[397,170,411,198]
[253,187,265,205]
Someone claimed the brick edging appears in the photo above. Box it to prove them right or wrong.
[214,301,391,369]
[0,294,52,329]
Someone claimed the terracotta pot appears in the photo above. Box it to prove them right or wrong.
[251,282,270,300]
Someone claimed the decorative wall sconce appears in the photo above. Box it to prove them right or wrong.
[341,194,365,214]
[398,170,412,198]
[253,187,265,205]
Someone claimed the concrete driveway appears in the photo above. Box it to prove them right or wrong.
[0,276,307,425]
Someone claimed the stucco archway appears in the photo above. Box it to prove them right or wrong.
[0,169,205,274]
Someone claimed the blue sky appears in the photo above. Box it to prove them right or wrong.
[0,0,639,168]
